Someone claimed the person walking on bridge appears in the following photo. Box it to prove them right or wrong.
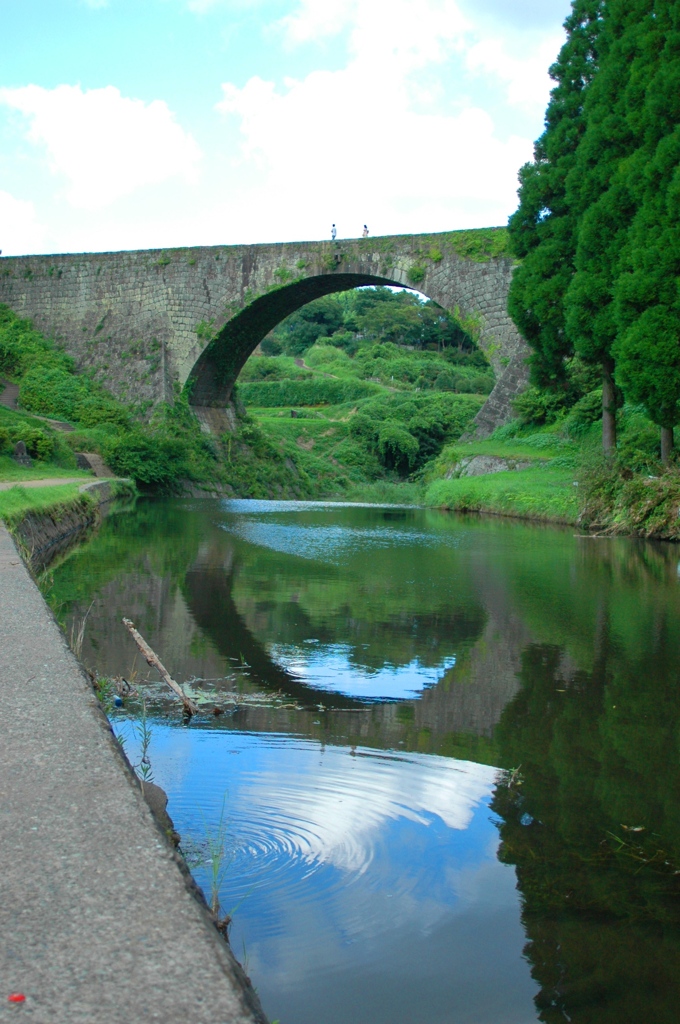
[362,224,369,237]
[331,224,337,241]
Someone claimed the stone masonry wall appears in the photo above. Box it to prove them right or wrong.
[0,232,529,434]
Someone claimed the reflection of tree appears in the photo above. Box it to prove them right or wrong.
[492,637,680,1022]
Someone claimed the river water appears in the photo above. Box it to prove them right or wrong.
[43,499,680,1024]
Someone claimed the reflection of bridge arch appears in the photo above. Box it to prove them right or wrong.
[0,231,529,436]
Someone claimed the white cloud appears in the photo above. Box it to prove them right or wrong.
[279,0,469,68]
[0,84,202,211]
[209,0,562,240]
[216,63,531,238]
[465,33,564,111]
[0,191,46,256]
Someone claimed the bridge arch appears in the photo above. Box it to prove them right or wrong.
[187,269,433,411]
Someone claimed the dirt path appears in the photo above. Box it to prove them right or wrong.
[0,477,88,491]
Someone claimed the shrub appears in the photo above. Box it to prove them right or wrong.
[239,357,285,382]
[101,431,190,488]
[13,425,55,460]
[377,421,419,474]
[326,331,359,354]
[0,422,56,460]
[19,366,86,420]
[566,388,603,435]
[330,438,382,477]
[260,336,282,356]
[73,396,131,429]
[434,369,459,392]
[0,338,20,377]
[348,413,379,445]
[238,378,380,407]
[513,386,567,426]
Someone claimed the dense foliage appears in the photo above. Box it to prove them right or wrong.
[264,287,486,360]
[0,304,217,489]
[613,2,680,460]
[508,0,680,461]
[0,290,490,497]
[240,286,493,484]
[508,0,605,388]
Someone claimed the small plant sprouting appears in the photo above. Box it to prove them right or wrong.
[93,675,115,713]
[133,698,154,784]
[70,600,94,659]
[204,797,232,916]
[195,319,216,344]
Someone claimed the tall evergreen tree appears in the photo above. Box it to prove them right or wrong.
[507,0,605,391]
[564,0,656,452]
[614,2,680,463]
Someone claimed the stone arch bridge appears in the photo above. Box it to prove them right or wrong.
[0,229,528,436]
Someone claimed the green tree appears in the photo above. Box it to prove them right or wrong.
[272,295,344,355]
[564,0,656,453]
[507,0,605,392]
[613,1,680,463]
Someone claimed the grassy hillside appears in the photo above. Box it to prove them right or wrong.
[423,404,680,537]
[237,287,494,497]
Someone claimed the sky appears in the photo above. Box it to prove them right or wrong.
[0,0,573,256]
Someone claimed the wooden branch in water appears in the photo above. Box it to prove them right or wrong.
[122,617,199,717]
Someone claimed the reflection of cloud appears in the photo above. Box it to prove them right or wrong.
[141,727,536,1018]
[239,744,496,875]
[271,642,456,699]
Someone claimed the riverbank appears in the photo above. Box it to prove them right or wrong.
[419,417,680,540]
[0,519,267,1022]
[0,477,138,569]
[423,462,680,539]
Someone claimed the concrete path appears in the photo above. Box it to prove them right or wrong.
[0,525,267,1024]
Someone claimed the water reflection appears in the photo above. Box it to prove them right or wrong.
[43,499,680,1024]
[126,728,537,1024]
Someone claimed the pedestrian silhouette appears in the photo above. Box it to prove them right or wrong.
[331,224,337,241]
[362,225,369,238]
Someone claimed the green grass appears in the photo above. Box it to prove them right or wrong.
[442,226,513,262]
[425,466,580,523]
[434,435,572,467]
[338,480,426,504]
[0,482,83,520]
[0,456,91,483]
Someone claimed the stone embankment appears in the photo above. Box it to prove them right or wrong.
[6,479,133,571]
[446,455,534,478]
[0,516,268,1022]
